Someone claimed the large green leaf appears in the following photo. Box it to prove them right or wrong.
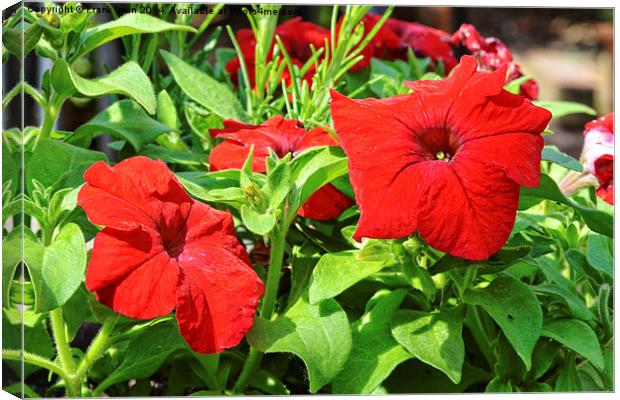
[23,223,86,312]
[94,322,187,395]
[332,290,411,394]
[463,276,542,369]
[247,294,352,393]
[391,306,465,384]
[51,59,156,114]
[161,50,245,120]
[26,138,107,194]
[308,249,389,304]
[541,319,604,370]
[73,100,176,151]
[2,229,23,306]
[74,13,195,60]
[519,174,612,237]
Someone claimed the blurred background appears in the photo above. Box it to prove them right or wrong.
[3,3,614,158]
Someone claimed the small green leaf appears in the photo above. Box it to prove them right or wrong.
[533,101,596,119]
[3,308,54,377]
[429,246,531,275]
[74,13,195,60]
[555,352,582,391]
[94,322,187,395]
[485,378,513,392]
[332,290,411,394]
[309,250,388,304]
[527,338,561,381]
[463,276,542,369]
[391,306,465,384]
[25,223,87,312]
[240,205,276,235]
[156,89,179,129]
[51,60,156,114]
[541,319,604,370]
[139,145,204,166]
[26,138,107,194]
[247,293,352,393]
[265,160,291,210]
[542,145,583,172]
[73,100,175,150]
[3,22,42,58]
[161,50,245,120]
[2,229,23,306]
[586,233,613,277]
[289,146,349,216]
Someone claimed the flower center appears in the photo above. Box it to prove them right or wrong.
[418,127,461,162]
[163,234,185,258]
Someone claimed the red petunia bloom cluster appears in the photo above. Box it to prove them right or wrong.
[209,116,354,220]
[347,14,457,72]
[330,55,551,260]
[451,23,538,100]
[226,17,329,88]
[78,157,264,354]
[582,113,614,204]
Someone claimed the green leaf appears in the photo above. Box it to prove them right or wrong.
[240,205,276,236]
[332,290,411,394]
[3,22,42,58]
[542,145,582,172]
[156,90,179,129]
[25,223,87,312]
[485,378,513,392]
[533,284,595,322]
[265,160,291,210]
[527,338,561,381]
[555,353,582,391]
[309,250,388,304]
[519,174,612,237]
[463,276,542,369]
[541,319,604,370]
[2,141,20,198]
[533,101,596,119]
[391,306,465,384]
[429,246,531,275]
[2,308,54,377]
[94,322,187,395]
[26,138,107,194]
[51,59,156,114]
[247,294,352,393]
[74,13,195,60]
[73,100,175,150]
[161,50,245,120]
[493,332,526,383]
[139,145,204,166]
[289,146,349,215]
[586,233,613,277]
[2,229,23,307]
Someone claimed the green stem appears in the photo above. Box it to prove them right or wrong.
[3,349,68,381]
[49,308,80,396]
[465,305,496,369]
[233,226,287,392]
[75,316,118,381]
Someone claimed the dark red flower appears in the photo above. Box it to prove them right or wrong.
[226,18,329,88]
[451,23,538,100]
[209,116,354,220]
[78,156,264,354]
[330,55,551,260]
[347,14,456,72]
[582,113,614,204]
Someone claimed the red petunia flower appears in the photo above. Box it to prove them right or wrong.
[347,14,456,72]
[78,156,264,354]
[583,113,614,204]
[330,55,551,260]
[209,116,354,220]
[451,23,538,100]
[226,18,329,88]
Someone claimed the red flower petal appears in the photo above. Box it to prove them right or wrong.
[175,244,264,353]
[416,152,520,260]
[298,184,354,220]
[89,228,179,319]
[78,157,191,230]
